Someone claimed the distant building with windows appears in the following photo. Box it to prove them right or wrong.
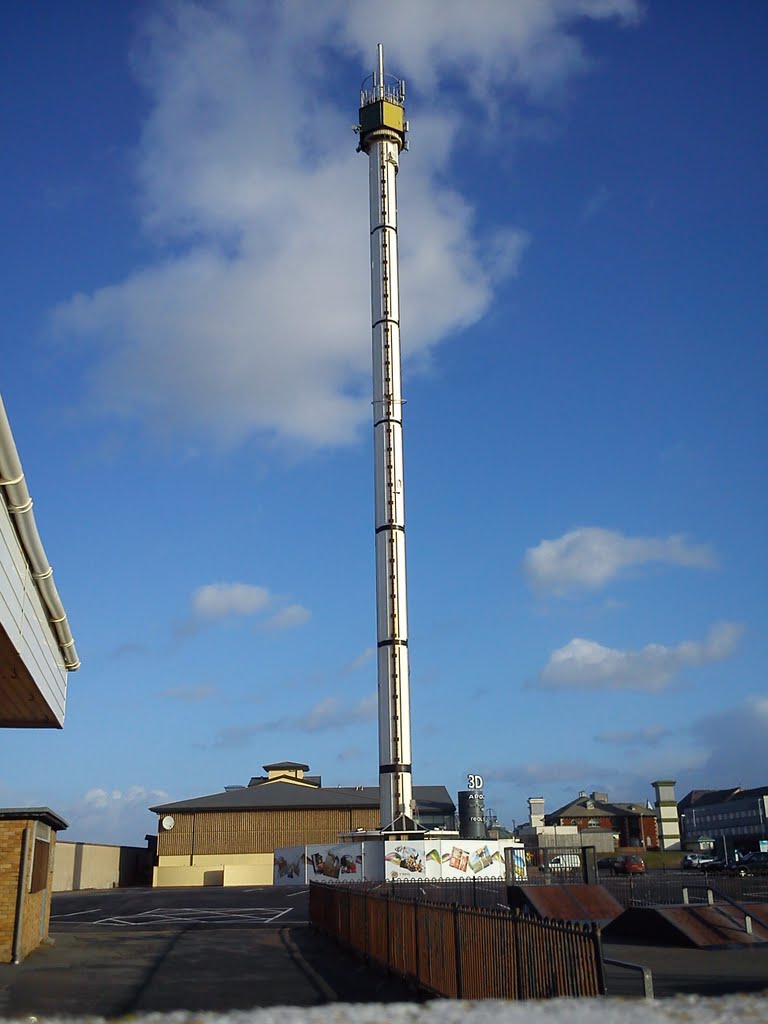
[149,760,456,888]
[679,785,768,855]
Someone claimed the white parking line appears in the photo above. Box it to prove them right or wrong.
[51,908,102,919]
[284,889,309,898]
[54,906,296,927]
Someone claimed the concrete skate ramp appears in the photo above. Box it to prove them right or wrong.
[507,884,623,926]
[603,902,768,948]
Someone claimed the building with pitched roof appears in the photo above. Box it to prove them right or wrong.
[544,790,659,850]
[149,761,455,887]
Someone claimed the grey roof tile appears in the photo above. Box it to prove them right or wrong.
[150,783,455,816]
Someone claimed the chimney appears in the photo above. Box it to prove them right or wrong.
[528,797,545,829]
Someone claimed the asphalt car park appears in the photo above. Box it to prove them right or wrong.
[1,882,766,1014]
[0,887,418,1018]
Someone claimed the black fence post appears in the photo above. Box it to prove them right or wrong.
[386,890,391,971]
[591,921,606,995]
[453,903,463,999]
[514,909,524,1000]
[363,890,369,960]
[413,900,420,988]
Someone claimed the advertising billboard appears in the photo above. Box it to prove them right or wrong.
[383,838,526,881]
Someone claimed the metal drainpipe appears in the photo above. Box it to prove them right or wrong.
[12,825,32,964]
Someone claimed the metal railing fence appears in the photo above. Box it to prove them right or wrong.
[309,881,605,1000]
[332,870,768,909]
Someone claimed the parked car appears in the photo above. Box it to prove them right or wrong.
[681,852,719,870]
[612,854,645,875]
[547,853,582,871]
[596,857,615,870]
[723,852,768,876]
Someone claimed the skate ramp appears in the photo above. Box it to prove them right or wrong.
[506,884,623,926]
[603,902,768,948]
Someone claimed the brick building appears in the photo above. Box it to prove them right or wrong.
[0,808,66,963]
[546,790,659,849]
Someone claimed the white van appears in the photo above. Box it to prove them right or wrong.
[547,853,582,870]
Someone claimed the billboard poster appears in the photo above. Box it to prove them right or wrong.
[439,840,497,879]
[276,838,527,885]
[304,842,364,884]
[384,839,525,881]
[384,840,428,879]
[273,845,307,886]
[501,841,527,881]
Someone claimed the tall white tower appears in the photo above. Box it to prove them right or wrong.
[357,46,418,832]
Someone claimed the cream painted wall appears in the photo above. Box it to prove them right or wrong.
[54,843,120,891]
[154,864,207,887]
[223,859,272,886]
[154,853,273,888]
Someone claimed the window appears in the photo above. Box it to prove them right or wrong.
[29,839,50,893]
[28,822,52,894]
[587,819,600,828]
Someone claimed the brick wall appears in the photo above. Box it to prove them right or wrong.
[0,820,57,963]
[0,820,26,962]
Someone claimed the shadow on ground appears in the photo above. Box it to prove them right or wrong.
[0,925,419,1017]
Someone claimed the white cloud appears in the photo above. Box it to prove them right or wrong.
[182,581,309,638]
[52,1,638,451]
[488,759,604,787]
[214,692,377,747]
[261,604,311,631]
[65,785,170,845]
[297,693,377,732]
[192,582,272,619]
[538,621,744,691]
[594,725,671,747]
[313,0,641,100]
[524,527,718,593]
[342,647,375,674]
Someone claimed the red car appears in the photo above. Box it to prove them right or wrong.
[612,854,645,875]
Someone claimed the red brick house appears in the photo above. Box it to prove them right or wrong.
[546,791,659,849]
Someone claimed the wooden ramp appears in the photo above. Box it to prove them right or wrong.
[603,902,768,948]
[507,884,623,926]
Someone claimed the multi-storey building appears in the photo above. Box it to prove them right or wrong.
[679,786,768,855]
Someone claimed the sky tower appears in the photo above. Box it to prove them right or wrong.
[357,46,418,833]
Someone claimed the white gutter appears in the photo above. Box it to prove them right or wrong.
[0,393,80,670]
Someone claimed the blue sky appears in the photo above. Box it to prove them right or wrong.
[1,1,766,844]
